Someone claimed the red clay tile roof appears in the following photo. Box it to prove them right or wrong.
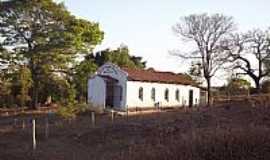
[121,67,197,86]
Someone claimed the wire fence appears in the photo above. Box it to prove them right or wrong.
[213,93,270,107]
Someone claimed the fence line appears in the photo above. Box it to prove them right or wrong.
[214,93,270,101]
[32,119,36,151]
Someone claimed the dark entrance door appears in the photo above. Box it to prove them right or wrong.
[106,84,114,108]
[189,90,193,107]
[103,76,121,108]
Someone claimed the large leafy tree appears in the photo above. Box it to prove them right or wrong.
[14,65,33,107]
[73,59,97,102]
[0,0,104,108]
[0,79,12,107]
[89,45,146,68]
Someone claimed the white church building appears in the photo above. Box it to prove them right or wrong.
[88,63,201,111]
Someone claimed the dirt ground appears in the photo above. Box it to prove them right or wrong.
[1,104,270,160]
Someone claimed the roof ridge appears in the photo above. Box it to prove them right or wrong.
[122,66,181,76]
[120,66,196,86]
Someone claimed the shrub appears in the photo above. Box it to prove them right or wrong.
[56,104,77,119]
[261,80,270,93]
[56,102,91,119]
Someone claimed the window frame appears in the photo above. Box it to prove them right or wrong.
[164,88,169,101]
[138,87,143,101]
[175,89,180,101]
[151,88,156,101]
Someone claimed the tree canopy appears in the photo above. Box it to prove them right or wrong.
[88,45,146,69]
[0,0,104,108]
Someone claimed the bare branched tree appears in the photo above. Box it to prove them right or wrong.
[172,13,236,105]
[222,29,270,92]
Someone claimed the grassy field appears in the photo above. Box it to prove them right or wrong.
[0,103,270,160]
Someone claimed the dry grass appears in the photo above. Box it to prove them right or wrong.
[0,101,270,160]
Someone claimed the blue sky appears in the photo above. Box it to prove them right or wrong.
[64,0,270,85]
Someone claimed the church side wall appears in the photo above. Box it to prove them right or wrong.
[126,81,200,108]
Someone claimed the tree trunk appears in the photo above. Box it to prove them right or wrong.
[29,57,39,110]
[254,79,261,94]
[31,81,39,109]
[206,78,212,106]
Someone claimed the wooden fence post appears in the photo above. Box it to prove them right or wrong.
[91,112,95,126]
[111,110,114,123]
[126,108,129,121]
[22,119,25,130]
[13,118,18,127]
[32,119,36,151]
[45,117,49,139]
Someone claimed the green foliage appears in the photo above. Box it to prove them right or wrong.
[56,104,77,119]
[89,45,146,69]
[226,78,251,95]
[73,59,97,102]
[130,55,146,69]
[69,18,104,52]
[261,80,270,93]
[16,66,33,107]
[39,75,77,104]
[66,84,77,104]
[227,78,251,90]
[1,1,143,109]
[0,46,10,68]
[0,0,104,108]
[56,102,89,119]
[0,78,13,108]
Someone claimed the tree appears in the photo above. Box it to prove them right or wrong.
[37,74,74,104]
[130,55,146,69]
[0,0,104,108]
[223,29,270,93]
[73,59,97,102]
[0,46,8,68]
[172,13,236,105]
[188,61,203,85]
[89,45,146,68]
[0,78,12,108]
[226,78,251,96]
[261,80,270,93]
[15,65,33,107]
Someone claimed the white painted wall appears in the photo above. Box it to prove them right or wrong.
[88,76,106,108]
[126,81,200,108]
